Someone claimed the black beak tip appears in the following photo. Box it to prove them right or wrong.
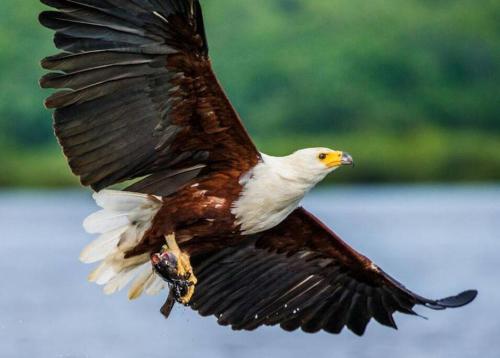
[341,152,354,167]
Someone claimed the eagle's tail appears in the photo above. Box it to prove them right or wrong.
[81,190,166,299]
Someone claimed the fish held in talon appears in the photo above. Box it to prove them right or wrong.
[151,251,179,282]
[40,0,477,336]
[150,235,197,305]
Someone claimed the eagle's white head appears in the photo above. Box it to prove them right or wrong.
[233,148,354,235]
[286,147,354,180]
[259,147,354,187]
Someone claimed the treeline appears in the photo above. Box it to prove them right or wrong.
[0,0,499,186]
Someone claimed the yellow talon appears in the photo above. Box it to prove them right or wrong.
[177,251,197,305]
[160,233,197,305]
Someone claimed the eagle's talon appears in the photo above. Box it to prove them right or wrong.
[151,234,197,305]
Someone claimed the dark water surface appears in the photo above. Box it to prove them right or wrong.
[1,186,499,358]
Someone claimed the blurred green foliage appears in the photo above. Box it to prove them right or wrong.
[0,0,499,187]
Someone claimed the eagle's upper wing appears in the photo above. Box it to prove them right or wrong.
[190,208,477,336]
[40,0,260,192]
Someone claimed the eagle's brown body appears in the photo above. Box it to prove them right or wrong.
[39,0,477,336]
[129,171,245,258]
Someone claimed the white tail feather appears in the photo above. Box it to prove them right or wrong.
[93,190,158,212]
[143,272,158,292]
[103,267,138,295]
[104,262,147,295]
[80,227,127,264]
[83,210,129,234]
[82,190,165,299]
[128,266,154,300]
[145,274,166,296]
[89,261,116,285]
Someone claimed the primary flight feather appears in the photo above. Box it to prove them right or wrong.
[39,0,477,336]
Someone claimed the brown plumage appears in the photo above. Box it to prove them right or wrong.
[40,0,259,193]
[190,208,476,335]
[40,0,477,336]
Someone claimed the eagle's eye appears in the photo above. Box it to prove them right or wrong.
[318,153,327,160]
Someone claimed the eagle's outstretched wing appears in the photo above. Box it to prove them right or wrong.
[190,208,477,336]
[40,0,259,193]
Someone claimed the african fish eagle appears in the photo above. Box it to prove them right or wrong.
[39,0,477,336]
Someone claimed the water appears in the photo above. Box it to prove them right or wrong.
[1,186,499,358]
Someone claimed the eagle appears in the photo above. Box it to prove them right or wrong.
[39,0,477,336]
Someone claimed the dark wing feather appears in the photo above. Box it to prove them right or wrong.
[190,208,477,336]
[40,0,259,192]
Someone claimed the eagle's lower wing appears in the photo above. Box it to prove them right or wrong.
[40,0,259,192]
[190,208,477,336]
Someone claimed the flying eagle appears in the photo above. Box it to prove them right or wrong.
[39,0,477,336]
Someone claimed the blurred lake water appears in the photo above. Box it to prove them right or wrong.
[1,186,499,358]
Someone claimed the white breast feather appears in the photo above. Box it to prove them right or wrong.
[232,154,320,235]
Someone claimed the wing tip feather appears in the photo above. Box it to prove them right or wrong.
[434,289,478,309]
[420,289,478,310]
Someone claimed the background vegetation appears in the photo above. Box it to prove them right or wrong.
[0,0,499,187]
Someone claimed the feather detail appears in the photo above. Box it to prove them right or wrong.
[103,267,138,295]
[93,190,160,212]
[80,226,127,263]
[145,274,166,296]
[143,271,159,292]
[128,264,154,300]
[89,261,116,285]
[39,0,260,192]
[83,210,129,234]
[81,190,164,298]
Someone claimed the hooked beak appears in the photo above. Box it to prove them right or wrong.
[326,151,355,168]
[341,152,354,167]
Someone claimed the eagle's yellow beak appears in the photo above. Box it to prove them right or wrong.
[325,151,354,168]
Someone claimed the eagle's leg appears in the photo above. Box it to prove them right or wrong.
[151,233,197,305]
[165,233,198,304]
